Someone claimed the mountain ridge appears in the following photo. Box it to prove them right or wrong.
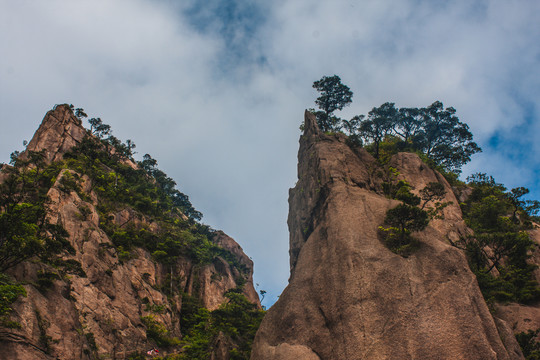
[0,105,262,359]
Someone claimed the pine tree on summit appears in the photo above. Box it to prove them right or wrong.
[312,75,353,132]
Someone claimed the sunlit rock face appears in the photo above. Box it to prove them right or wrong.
[251,111,524,360]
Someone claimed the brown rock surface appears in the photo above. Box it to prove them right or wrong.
[0,105,260,360]
[25,104,87,163]
[251,111,523,360]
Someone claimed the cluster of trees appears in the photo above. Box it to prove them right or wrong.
[73,106,137,161]
[312,75,481,173]
[0,151,73,273]
[70,107,201,220]
[455,173,540,303]
[133,286,265,360]
[177,288,265,360]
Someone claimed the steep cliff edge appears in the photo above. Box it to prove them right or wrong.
[251,111,524,359]
[0,105,261,359]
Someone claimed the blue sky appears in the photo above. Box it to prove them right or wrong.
[1,0,540,307]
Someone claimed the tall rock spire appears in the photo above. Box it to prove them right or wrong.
[251,110,523,359]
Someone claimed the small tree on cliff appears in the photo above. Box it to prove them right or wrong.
[379,182,448,255]
[312,75,353,132]
[380,203,429,251]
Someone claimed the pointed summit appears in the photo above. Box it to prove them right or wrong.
[25,104,86,163]
[303,110,320,136]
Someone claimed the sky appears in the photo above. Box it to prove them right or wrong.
[1,0,540,307]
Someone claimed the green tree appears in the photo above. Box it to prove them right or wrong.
[312,75,353,132]
[382,204,429,248]
[454,173,540,303]
[506,187,540,224]
[74,108,87,120]
[125,139,136,156]
[88,117,111,139]
[416,101,481,173]
[394,107,424,143]
[341,115,363,147]
[358,102,398,159]
[419,182,451,219]
[419,182,446,209]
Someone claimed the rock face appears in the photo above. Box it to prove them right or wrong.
[25,104,87,163]
[0,105,260,360]
[251,111,524,360]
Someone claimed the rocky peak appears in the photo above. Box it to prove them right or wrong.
[251,110,524,359]
[25,104,86,163]
[0,105,262,360]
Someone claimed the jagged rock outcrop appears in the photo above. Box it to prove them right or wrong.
[0,105,260,360]
[251,111,524,360]
[25,105,87,163]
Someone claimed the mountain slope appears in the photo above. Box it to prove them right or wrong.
[0,105,261,360]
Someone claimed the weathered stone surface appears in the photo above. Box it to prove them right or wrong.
[213,231,261,306]
[251,111,523,360]
[210,332,235,360]
[0,106,259,360]
[25,104,87,163]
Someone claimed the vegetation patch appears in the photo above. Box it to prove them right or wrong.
[378,169,448,255]
[0,150,73,273]
[516,329,540,360]
[311,75,481,174]
[0,274,26,328]
[452,173,540,304]
[177,288,265,360]
[141,315,181,347]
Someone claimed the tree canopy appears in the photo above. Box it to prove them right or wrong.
[312,75,353,132]
[355,101,481,172]
[455,173,540,303]
[309,75,482,173]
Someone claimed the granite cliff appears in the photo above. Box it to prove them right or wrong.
[0,105,261,359]
[251,111,540,360]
